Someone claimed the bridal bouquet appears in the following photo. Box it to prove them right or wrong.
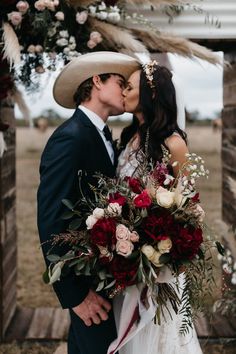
[44,147,224,333]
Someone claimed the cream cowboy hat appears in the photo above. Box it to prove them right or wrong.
[53,51,141,108]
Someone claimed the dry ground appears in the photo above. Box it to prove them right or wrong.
[1,124,224,353]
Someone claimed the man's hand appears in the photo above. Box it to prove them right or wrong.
[72,289,111,326]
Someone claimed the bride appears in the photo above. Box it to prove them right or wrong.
[108,61,203,354]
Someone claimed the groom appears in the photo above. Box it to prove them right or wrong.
[37,52,139,354]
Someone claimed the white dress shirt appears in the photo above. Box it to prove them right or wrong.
[78,105,114,164]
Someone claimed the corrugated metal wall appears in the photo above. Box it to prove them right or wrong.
[127,0,236,39]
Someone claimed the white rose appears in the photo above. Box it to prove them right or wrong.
[69,43,76,50]
[89,5,96,16]
[141,245,163,267]
[141,245,155,260]
[86,215,98,229]
[92,208,105,219]
[63,47,70,55]
[107,12,121,23]
[55,11,64,21]
[157,238,172,254]
[151,251,163,267]
[56,38,68,47]
[59,30,69,38]
[98,1,106,10]
[107,202,122,216]
[96,11,108,20]
[156,186,175,208]
[69,36,76,43]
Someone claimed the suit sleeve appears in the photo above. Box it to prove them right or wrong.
[37,130,90,309]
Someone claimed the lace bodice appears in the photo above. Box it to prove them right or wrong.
[117,143,139,178]
[117,132,181,178]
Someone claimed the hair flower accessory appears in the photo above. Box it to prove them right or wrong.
[142,60,159,89]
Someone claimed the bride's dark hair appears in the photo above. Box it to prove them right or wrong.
[120,65,187,162]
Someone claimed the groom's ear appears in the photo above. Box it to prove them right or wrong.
[92,75,102,90]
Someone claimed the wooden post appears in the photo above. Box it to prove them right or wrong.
[0,98,17,341]
[222,53,236,230]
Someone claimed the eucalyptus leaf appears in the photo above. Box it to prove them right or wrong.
[98,270,106,280]
[69,218,82,230]
[62,199,74,210]
[61,210,75,220]
[47,254,61,262]
[60,252,75,261]
[96,280,105,292]
[104,279,116,290]
[127,250,140,260]
[42,269,50,284]
[75,262,86,271]
[159,253,171,264]
[84,262,91,276]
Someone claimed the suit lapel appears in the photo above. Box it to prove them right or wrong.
[73,109,115,174]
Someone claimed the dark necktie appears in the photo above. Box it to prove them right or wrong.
[103,125,113,142]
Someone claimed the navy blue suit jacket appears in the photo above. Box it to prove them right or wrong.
[37,108,116,309]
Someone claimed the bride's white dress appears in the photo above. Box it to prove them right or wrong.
[107,138,203,354]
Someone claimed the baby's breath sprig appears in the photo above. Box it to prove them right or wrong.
[185,153,209,180]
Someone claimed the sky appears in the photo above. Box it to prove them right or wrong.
[15,52,223,121]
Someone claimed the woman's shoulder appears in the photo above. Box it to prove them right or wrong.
[164,132,186,151]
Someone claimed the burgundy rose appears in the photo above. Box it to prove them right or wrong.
[109,255,138,287]
[90,217,116,248]
[151,162,169,186]
[171,227,203,261]
[192,193,200,203]
[125,176,142,194]
[142,212,175,242]
[109,192,126,206]
[133,191,152,208]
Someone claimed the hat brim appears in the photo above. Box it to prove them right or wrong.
[53,51,141,109]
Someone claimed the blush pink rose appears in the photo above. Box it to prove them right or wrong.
[87,40,97,49]
[116,224,130,240]
[55,11,64,21]
[8,11,22,26]
[90,31,103,44]
[130,231,139,243]
[116,240,134,257]
[76,11,88,24]
[16,1,29,14]
[34,0,46,11]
